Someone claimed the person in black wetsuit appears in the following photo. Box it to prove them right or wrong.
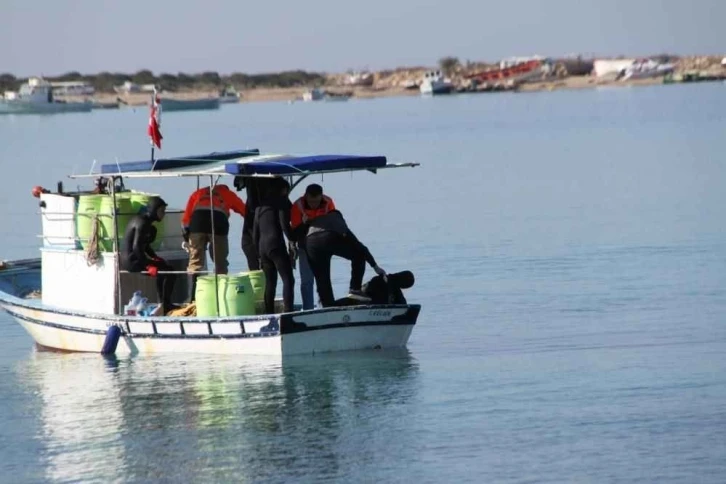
[120,196,176,314]
[252,178,295,313]
[302,210,386,307]
[236,176,282,271]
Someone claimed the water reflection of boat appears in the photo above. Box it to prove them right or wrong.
[17,349,419,481]
[17,352,127,483]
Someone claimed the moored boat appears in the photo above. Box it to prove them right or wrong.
[419,70,454,95]
[159,96,220,112]
[219,86,241,104]
[0,77,92,115]
[0,151,421,356]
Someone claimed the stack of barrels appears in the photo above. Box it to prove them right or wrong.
[76,192,165,251]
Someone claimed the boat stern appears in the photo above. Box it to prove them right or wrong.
[279,304,420,355]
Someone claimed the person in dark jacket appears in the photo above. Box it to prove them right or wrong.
[120,196,176,314]
[303,210,386,307]
[252,178,295,313]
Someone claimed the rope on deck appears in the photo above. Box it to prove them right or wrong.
[85,215,101,266]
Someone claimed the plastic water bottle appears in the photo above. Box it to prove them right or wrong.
[125,291,143,315]
[129,291,143,308]
[136,297,148,316]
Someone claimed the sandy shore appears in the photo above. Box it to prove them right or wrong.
[66,74,710,106]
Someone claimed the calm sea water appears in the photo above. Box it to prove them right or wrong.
[1,84,725,483]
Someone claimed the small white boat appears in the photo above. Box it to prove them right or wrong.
[0,150,420,357]
[219,86,240,104]
[419,70,454,95]
[0,77,92,115]
[302,88,326,101]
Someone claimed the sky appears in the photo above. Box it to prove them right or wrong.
[2,0,724,76]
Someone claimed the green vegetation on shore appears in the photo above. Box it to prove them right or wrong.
[0,70,327,93]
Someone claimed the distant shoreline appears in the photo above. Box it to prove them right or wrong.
[6,53,723,105]
[59,75,715,106]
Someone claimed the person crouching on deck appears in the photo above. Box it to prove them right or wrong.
[253,178,296,313]
[121,196,176,314]
[182,184,246,302]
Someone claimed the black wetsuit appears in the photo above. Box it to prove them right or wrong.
[303,210,378,307]
[240,178,276,271]
[120,197,175,312]
[252,197,295,313]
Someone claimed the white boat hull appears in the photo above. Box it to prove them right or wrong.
[2,296,418,356]
[420,80,454,95]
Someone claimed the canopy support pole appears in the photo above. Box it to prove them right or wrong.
[209,175,220,320]
[290,174,308,191]
[110,177,122,315]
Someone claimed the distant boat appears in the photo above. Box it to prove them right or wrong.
[618,59,674,80]
[465,60,546,85]
[0,77,92,115]
[419,71,454,95]
[219,86,240,104]
[159,97,221,112]
[302,88,325,102]
[301,88,351,102]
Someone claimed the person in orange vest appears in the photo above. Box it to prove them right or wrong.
[182,184,246,302]
[290,183,336,310]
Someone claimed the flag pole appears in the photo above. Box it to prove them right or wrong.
[150,88,156,163]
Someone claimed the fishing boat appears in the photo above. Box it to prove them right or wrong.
[0,77,92,115]
[0,150,420,356]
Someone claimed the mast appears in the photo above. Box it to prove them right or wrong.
[110,177,122,314]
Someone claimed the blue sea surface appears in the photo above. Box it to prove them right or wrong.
[0,83,725,483]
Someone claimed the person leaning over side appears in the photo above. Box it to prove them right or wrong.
[182,183,246,302]
[303,209,386,307]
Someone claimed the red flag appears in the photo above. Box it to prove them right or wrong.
[147,95,162,149]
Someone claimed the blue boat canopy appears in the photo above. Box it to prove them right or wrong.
[82,150,418,179]
[224,154,387,176]
[100,149,260,174]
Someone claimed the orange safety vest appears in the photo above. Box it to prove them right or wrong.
[291,195,335,229]
[182,185,246,229]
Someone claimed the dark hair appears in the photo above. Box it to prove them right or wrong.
[305,183,323,196]
[277,178,291,193]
